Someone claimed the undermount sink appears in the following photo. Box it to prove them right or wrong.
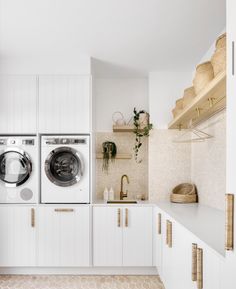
[107,200,138,204]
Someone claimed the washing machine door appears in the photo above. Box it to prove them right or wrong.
[45,147,84,187]
[0,148,32,187]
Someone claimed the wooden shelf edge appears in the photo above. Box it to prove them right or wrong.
[96,153,132,159]
[112,125,146,132]
[168,71,226,129]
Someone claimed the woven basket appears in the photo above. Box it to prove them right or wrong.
[170,193,197,203]
[170,183,197,204]
[216,33,226,49]
[172,183,196,195]
[172,107,182,118]
[183,86,196,108]
[211,33,226,76]
[193,61,214,94]
[175,98,183,109]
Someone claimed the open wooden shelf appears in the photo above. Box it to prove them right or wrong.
[168,71,226,129]
[96,153,132,159]
[112,125,145,132]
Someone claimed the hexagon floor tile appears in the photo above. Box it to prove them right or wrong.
[0,275,165,289]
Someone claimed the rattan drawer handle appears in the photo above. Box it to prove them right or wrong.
[117,208,121,227]
[166,220,172,248]
[125,208,128,227]
[54,208,74,212]
[192,243,198,281]
[31,208,35,228]
[225,194,234,251]
[158,213,161,234]
[197,248,203,289]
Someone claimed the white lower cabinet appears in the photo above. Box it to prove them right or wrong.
[0,206,36,267]
[156,210,221,289]
[93,206,153,267]
[38,206,90,267]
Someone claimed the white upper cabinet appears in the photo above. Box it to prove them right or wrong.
[38,206,90,267]
[38,75,91,133]
[0,75,37,134]
[0,206,36,267]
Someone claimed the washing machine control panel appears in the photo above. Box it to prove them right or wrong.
[0,138,35,146]
[45,138,86,145]
[0,139,7,145]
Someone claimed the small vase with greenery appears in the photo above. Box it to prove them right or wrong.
[133,108,153,163]
[102,141,117,173]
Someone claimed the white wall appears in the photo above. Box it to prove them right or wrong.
[94,78,148,132]
[0,54,91,75]
[149,69,193,129]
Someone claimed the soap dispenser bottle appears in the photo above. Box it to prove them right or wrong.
[109,187,115,200]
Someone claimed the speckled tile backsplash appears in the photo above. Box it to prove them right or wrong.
[96,112,226,210]
[96,132,148,200]
[191,111,226,210]
[148,129,192,203]
[149,111,226,211]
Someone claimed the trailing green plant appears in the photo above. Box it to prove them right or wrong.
[102,141,117,173]
[133,108,153,163]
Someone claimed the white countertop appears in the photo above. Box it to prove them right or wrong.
[92,199,225,256]
[156,202,225,257]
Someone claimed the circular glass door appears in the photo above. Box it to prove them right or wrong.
[45,147,83,187]
[0,149,32,187]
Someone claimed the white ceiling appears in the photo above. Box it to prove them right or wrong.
[0,0,226,76]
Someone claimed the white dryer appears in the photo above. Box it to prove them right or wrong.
[0,136,38,203]
[41,135,90,203]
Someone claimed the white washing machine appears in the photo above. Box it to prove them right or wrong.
[0,136,38,203]
[41,135,90,203]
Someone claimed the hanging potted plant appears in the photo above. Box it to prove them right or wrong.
[133,108,153,163]
[102,141,117,173]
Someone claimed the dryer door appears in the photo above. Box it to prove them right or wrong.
[45,147,83,187]
[0,149,32,187]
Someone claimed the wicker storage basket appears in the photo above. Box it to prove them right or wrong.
[172,107,182,118]
[193,61,214,95]
[211,33,226,76]
[170,193,197,203]
[183,86,196,108]
[170,183,197,204]
[175,98,183,109]
[215,33,226,49]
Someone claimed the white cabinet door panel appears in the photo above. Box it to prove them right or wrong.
[222,2,236,288]
[38,206,90,267]
[38,75,90,133]
[122,207,153,266]
[0,206,36,266]
[0,76,37,134]
[93,207,122,266]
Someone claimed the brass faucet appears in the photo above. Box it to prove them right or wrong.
[120,174,129,200]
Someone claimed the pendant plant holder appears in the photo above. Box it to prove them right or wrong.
[102,141,117,173]
[133,108,153,163]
